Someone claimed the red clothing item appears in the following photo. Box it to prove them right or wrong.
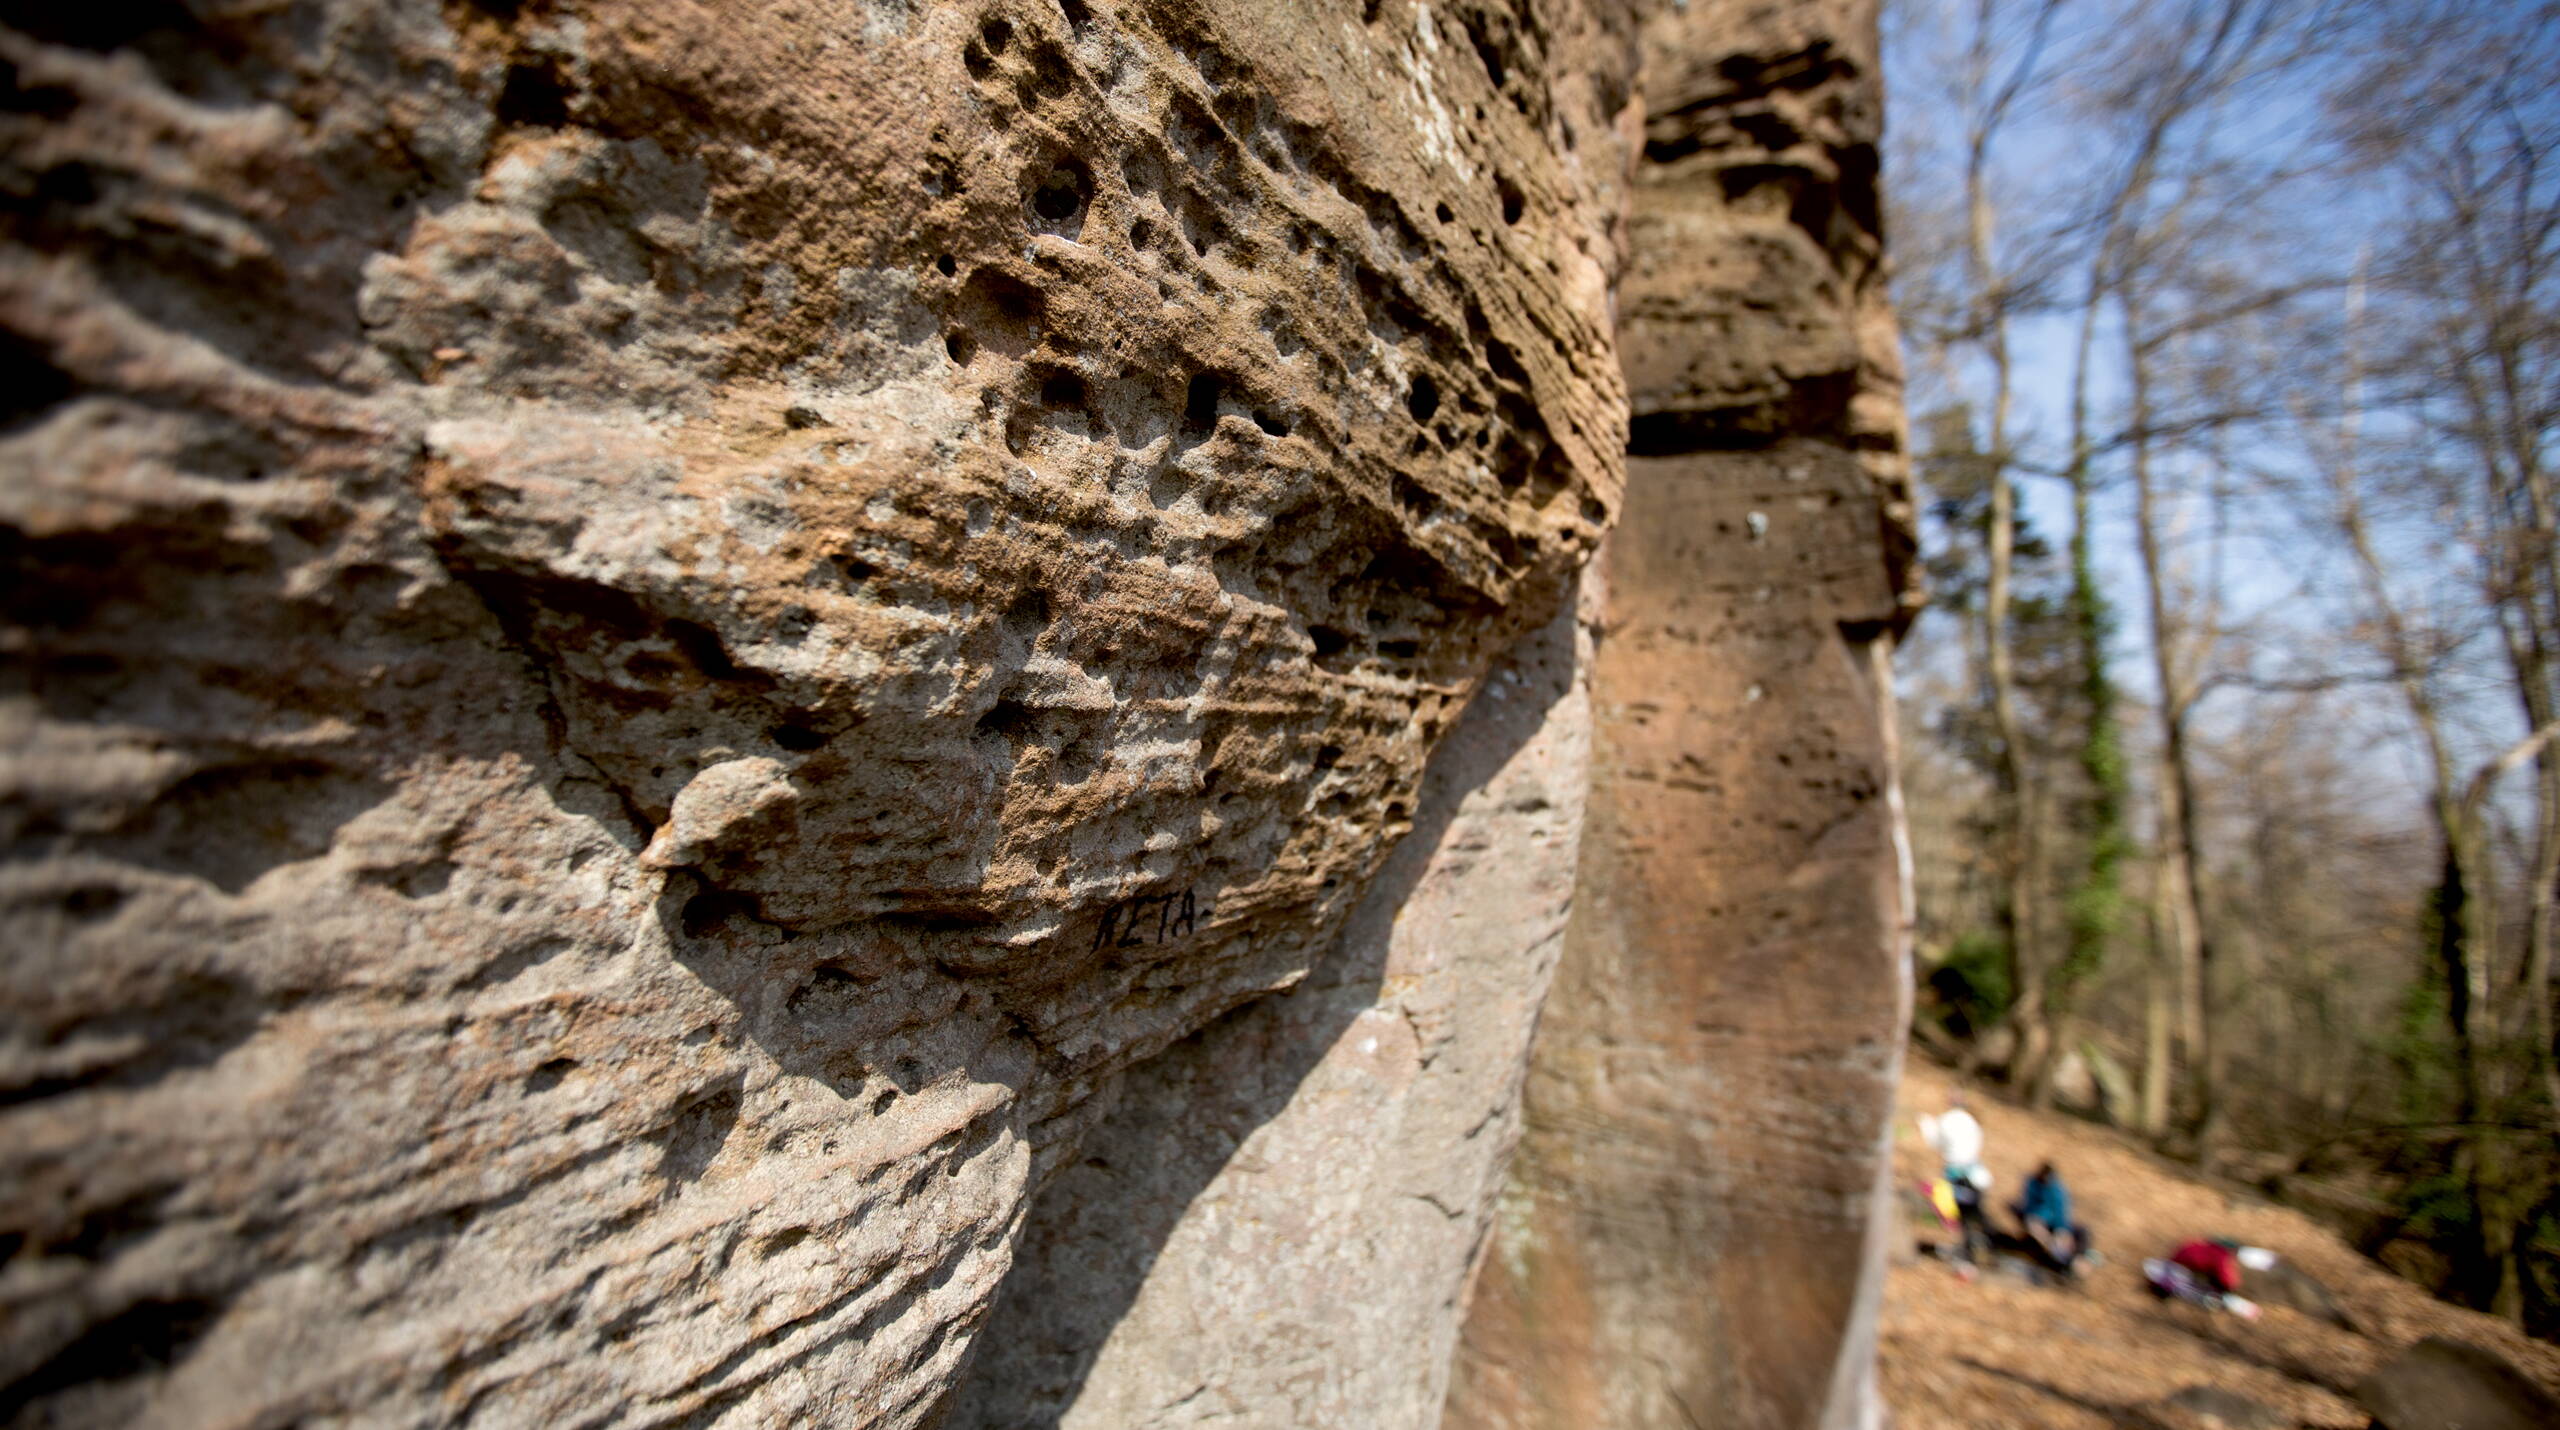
[2172,1240,2241,1292]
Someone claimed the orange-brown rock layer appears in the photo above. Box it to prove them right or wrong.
[0,2,1638,1425]
[1445,0,1917,1426]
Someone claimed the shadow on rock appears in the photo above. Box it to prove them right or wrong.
[936,608,1576,1428]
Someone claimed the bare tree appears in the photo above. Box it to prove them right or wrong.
[2291,0,2560,1321]
[1949,0,2071,1091]
[2074,0,2311,1157]
[2291,252,2556,1318]
[1890,0,2560,1332]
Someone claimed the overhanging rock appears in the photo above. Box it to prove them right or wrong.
[0,1,1911,1426]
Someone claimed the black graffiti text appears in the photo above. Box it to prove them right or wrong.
[1090,888,1202,952]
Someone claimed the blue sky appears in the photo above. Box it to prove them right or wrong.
[1873,0,2533,826]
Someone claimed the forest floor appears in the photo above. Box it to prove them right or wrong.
[1879,1056,2560,1427]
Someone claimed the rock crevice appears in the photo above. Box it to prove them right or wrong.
[1446,0,1915,1426]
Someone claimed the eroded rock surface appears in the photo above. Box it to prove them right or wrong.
[0,1,1636,1424]
[3,0,1926,1424]
[948,585,1593,1429]
[1445,0,1917,1426]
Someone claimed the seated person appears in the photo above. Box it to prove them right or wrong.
[2010,1161,2090,1272]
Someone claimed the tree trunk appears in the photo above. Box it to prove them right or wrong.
[2126,309,2218,1159]
[2141,891,2174,1138]
[1969,62,2045,1100]
[2435,828,2521,1317]
[2535,756,2560,1121]
[2327,273,2514,1313]
[2498,615,2560,1125]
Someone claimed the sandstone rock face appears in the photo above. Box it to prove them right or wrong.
[946,588,1591,1427]
[1444,1,1917,1427]
[3,1,1917,1426]
[0,1,1636,1425]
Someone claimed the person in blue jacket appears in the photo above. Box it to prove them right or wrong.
[2012,1161,2090,1274]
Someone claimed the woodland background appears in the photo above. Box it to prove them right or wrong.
[1882,0,2560,1335]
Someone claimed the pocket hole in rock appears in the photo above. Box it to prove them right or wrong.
[1406,373,1440,422]
[1471,27,1508,88]
[1183,373,1223,434]
[966,269,1048,332]
[681,889,756,937]
[1040,371,1087,409]
[37,161,95,206]
[978,699,1039,743]
[1002,587,1051,643]
[1026,48,1075,102]
[0,332,79,435]
[495,59,572,129]
[1030,163,1090,230]
[770,722,829,752]
[56,885,126,921]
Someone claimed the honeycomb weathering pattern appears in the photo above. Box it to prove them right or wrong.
[0,0,1911,1426]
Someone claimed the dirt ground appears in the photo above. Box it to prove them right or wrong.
[1881,1057,2560,1427]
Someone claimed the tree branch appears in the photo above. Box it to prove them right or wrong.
[2460,719,2560,825]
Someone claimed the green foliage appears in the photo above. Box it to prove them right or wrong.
[2384,968,2457,1125]
[2056,486,2128,1002]
[2396,1169,2478,1244]
[2530,1208,2560,1258]
[1927,930,2015,1037]
[2056,871,2122,992]
[1916,401,2076,796]
[1917,402,2060,620]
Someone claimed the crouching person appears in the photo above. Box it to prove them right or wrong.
[2012,1161,2092,1275]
